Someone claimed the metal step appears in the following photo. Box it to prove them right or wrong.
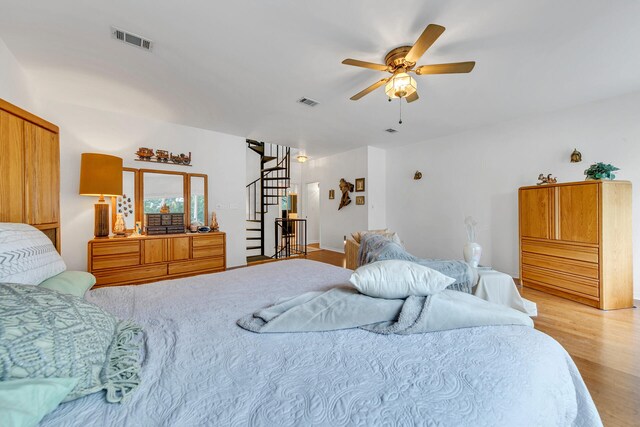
[246,219,261,223]
[246,245,262,250]
[261,156,277,163]
[264,186,289,189]
[263,177,290,181]
[261,166,287,173]
[246,228,261,231]
[247,237,262,240]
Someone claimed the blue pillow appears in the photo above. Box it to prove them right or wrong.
[39,271,96,297]
[0,378,78,427]
[0,284,143,403]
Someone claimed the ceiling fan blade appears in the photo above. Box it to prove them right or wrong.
[415,61,476,75]
[404,24,446,64]
[350,78,389,100]
[342,59,389,72]
[406,92,419,103]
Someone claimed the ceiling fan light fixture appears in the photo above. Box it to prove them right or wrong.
[385,72,417,99]
[296,155,309,163]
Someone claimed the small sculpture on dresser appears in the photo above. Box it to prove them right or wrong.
[211,211,219,231]
[537,174,558,185]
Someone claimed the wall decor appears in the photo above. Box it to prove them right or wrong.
[355,178,365,192]
[329,189,335,200]
[584,162,619,180]
[570,148,582,163]
[211,211,220,231]
[338,178,354,210]
[135,147,192,166]
[356,196,365,205]
[414,171,423,180]
[536,174,558,185]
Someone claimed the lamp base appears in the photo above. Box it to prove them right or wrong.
[94,202,110,238]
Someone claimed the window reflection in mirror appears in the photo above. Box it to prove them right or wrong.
[190,174,207,225]
[142,172,185,222]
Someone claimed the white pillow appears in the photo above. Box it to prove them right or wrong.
[0,223,66,285]
[349,260,455,299]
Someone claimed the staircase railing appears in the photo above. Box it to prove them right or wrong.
[245,140,291,259]
[274,218,307,259]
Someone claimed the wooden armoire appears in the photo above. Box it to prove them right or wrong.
[519,180,633,309]
[0,98,61,251]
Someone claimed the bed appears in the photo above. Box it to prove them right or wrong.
[41,259,601,426]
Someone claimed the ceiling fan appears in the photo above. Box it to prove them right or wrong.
[342,24,475,103]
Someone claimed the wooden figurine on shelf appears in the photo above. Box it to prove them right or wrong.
[136,147,154,161]
[537,173,558,185]
[155,150,169,163]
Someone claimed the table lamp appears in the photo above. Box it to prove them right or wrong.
[79,153,123,238]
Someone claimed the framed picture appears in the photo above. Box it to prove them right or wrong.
[329,189,335,199]
[355,178,365,192]
[356,196,365,205]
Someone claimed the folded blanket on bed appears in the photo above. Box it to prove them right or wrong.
[238,287,533,334]
[357,234,475,293]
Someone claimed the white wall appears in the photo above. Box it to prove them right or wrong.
[366,146,387,230]
[301,146,370,252]
[386,91,640,299]
[39,101,247,270]
[0,37,34,111]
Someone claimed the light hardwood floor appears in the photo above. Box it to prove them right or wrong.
[305,248,639,427]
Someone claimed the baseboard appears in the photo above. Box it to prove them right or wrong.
[320,245,345,254]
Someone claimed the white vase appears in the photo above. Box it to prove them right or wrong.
[463,242,482,267]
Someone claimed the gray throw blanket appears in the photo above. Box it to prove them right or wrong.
[238,287,533,334]
[358,234,474,293]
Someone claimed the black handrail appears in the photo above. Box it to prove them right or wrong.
[274,218,307,259]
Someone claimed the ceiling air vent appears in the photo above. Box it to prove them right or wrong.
[385,128,398,133]
[111,26,153,51]
[297,97,319,107]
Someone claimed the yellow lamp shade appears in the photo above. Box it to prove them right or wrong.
[385,72,417,99]
[79,153,123,197]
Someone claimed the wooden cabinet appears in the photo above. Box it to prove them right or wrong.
[88,232,226,287]
[519,181,633,309]
[0,99,60,251]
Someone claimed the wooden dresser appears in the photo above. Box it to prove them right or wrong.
[88,232,226,287]
[0,98,61,251]
[519,180,632,309]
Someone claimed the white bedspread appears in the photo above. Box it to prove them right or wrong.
[42,260,601,427]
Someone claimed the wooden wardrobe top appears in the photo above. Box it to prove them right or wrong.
[0,98,59,133]
[519,180,631,191]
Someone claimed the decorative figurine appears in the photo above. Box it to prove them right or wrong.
[570,148,582,163]
[160,202,170,213]
[135,147,154,161]
[414,171,423,180]
[210,211,219,231]
[537,174,558,185]
[338,178,354,210]
[155,150,170,163]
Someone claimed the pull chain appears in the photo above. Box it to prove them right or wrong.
[398,97,403,124]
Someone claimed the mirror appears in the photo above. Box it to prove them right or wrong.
[111,168,139,232]
[141,170,186,225]
[189,174,208,225]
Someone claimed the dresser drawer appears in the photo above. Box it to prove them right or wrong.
[522,265,599,297]
[93,264,167,286]
[92,254,140,270]
[521,239,598,263]
[193,245,224,259]
[168,257,224,275]
[192,234,224,247]
[522,252,599,279]
[92,241,140,256]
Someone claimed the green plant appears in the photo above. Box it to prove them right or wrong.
[584,162,620,180]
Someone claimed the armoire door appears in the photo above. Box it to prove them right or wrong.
[24,122,60,225]
[0,110,25,222]
[519,187,554,239]
[558,184,599,244]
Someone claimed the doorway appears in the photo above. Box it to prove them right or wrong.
[305,182,320,246]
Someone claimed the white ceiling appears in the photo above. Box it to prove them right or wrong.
[1,0,640,157]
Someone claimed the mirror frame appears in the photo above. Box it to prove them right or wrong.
[111,167,209,233]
